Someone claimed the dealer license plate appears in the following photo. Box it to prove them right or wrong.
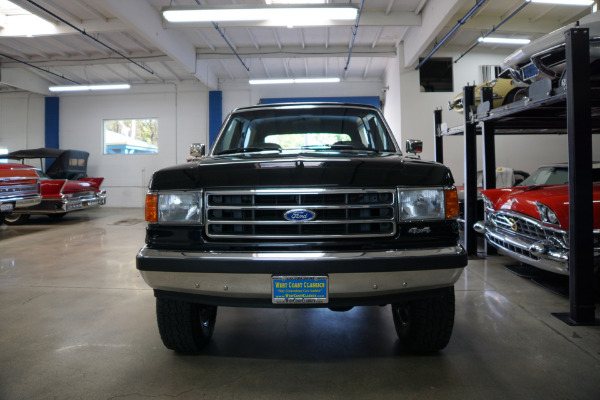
[1,203,14,212]
[272,276,328,304]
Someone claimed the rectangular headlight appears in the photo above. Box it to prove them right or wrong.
[157,191,203,224]
[398,189,444,221]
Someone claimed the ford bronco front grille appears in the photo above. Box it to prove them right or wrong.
[205,188,397,239]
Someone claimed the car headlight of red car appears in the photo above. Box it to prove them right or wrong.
[481,194,494,212]
[536,202,560,226]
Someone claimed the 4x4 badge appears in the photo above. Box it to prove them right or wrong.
[283,209,316,222]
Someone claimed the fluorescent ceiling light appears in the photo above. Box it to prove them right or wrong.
[0,0,57,37]
[162,6,358,25]
[49,84,131,92]
[528,0,594,5]
[265,0,327,3]
[478,37,531,45]
[294,78,341,83]
[249,78,340,85]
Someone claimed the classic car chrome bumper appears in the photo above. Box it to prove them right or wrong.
[14,195,42,209]
[474,220,570,275]
[136,246,467,305]
[13,190,106,214]
[1,194,42,212]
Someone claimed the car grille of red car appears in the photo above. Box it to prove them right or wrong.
[488,211,568,247]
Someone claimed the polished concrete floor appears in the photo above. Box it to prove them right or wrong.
[1,207,599,400]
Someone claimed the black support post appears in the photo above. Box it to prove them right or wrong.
[558,28,597,324]
[463,85,478,256]
[434,109,443,164]
[480,86,497,256]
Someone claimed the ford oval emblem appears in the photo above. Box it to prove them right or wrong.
[284,209,316,222]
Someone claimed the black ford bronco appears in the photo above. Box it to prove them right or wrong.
[137,103,467,353]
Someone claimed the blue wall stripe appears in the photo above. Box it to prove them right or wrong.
[259,96,381,108]
[45,97,60,149]
[208,91,222,147]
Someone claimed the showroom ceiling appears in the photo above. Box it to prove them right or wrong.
[0,0,594,94]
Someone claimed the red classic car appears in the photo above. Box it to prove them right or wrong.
[474,163,600,291]
[1,148,106,224]
[0,163,42,224]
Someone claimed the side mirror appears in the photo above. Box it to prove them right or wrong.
[190,143,205,158]
[405,139,423,156]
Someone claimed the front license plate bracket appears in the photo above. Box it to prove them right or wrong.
[272,275,328,304]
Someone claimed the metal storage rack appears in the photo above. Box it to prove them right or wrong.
[434,28,599,325]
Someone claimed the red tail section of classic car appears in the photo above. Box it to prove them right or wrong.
[0,164,42,216]
[79,177,104,187]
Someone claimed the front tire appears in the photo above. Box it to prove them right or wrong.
[3,213,30,225]
[391,286,455,353]
[156,298,217,353]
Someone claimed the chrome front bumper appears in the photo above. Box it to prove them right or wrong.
[474,220,570,275]
[136,246,467,304]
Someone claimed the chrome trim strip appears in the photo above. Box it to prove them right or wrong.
[138,245,465,262]
[139,268,464,299]
[208,218,395,225]
[207,188,396,195]
[208,204,393,210]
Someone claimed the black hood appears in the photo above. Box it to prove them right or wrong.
[149,153,454,190]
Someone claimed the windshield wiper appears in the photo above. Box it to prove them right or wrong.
[217,147,281,155]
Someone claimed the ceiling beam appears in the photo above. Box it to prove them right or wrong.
[196,45,397,59]
[102,0,212,87]
[459,15,570,35]
[0,17,126,37]
[402,0,471,68]
[0,67,53,94]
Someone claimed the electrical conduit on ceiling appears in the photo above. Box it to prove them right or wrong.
[192,0,250,72]
[415,0,489,70]
[24,0,154,77]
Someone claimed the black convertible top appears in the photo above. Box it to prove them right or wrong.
[0,148,89,179]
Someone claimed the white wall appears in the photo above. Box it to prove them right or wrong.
[383,46,600,186]
[0,92,45,154]
[59,82,209,208]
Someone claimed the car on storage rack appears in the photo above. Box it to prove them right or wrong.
[0,163,42,224]
[136,102,468,354]
[447,78,527,113]
[474,163,600,293]
[0,148,106,224]
[499,11,600,102]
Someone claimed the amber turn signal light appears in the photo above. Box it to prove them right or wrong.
[444,189,460,219]
[145,194,158,222]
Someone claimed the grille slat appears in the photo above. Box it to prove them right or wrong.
[488,211,568,246]
[206,189,396,239]
[0,183,39,199]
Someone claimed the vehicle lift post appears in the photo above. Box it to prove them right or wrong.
[463,85,478,257]
[481,86,497,256]
[553,27,599,325]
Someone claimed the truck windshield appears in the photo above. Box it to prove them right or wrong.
[212,106,397,155]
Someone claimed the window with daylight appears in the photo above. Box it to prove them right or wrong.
[419,57,453,92]
[103,118,158,155]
